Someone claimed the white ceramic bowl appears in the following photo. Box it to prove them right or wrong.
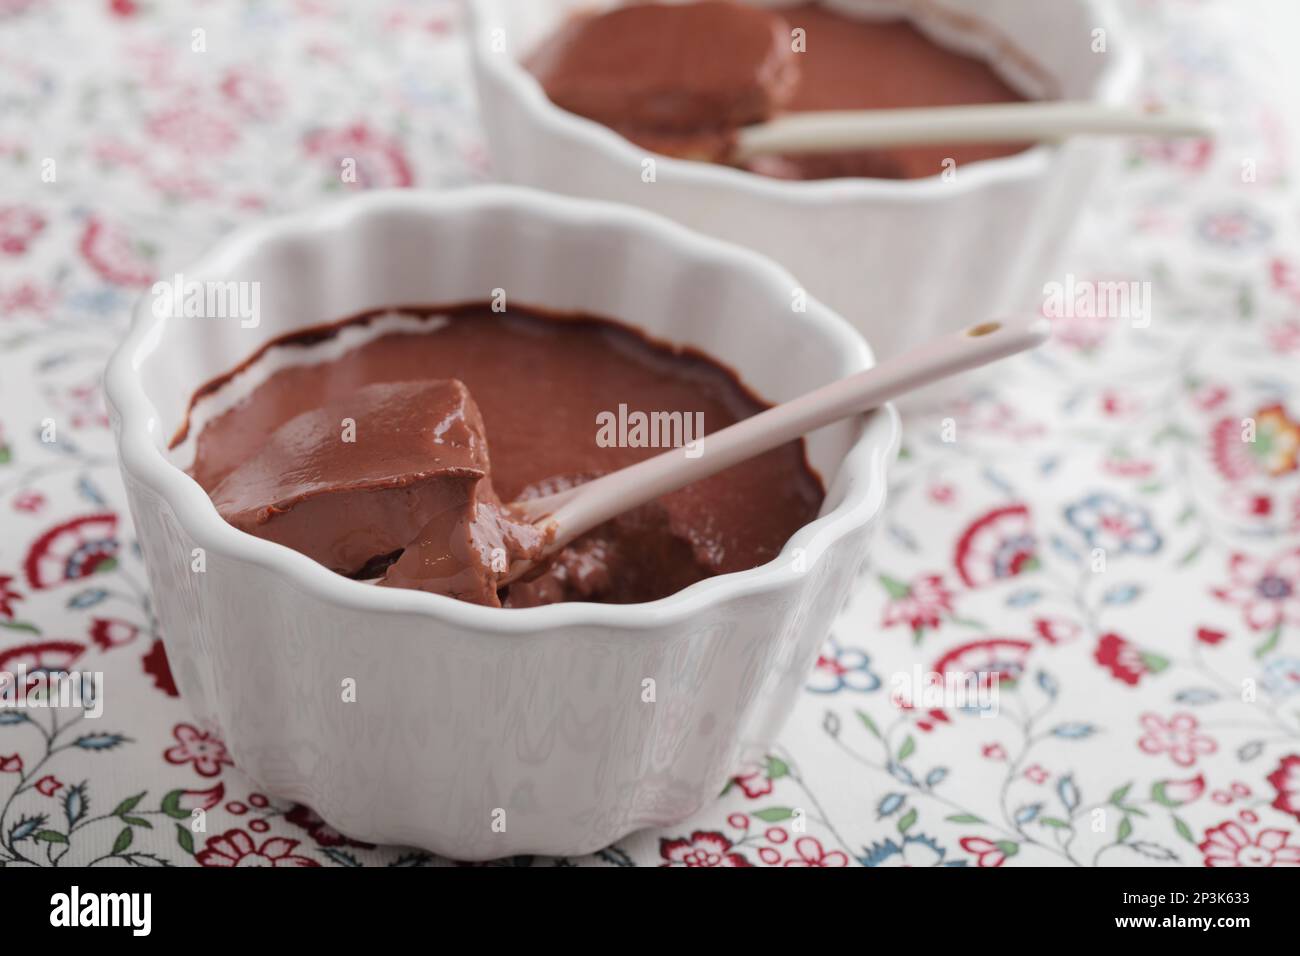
[468,0,1141,361]
[105,187,900,859]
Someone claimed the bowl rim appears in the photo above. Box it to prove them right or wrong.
[105,186,901,635]
[466,0,1141,202]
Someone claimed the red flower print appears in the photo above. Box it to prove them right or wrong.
[1196,627,1227,645]
[79,218,154,288]
[1094,632,1166,686]
[35,775,63,797]
[108,0,138,16]
[880,573,954,633]
[934,638,1034,687]
[1023,764,1049,785]
[1034,617,1082,645]
[1136,135,1213,171]
[1211,549,1300,632]
[954,504,1038,588]
[219,67,284,121]
[1271,257,1300,305]
[52,381,109,431]
[179,783,226,813]
[1102,455,1155,479]
[164,723,233,777]
[1047,309,1113,353]
[950,396,1045,439]
[981,743,1007,761]
[196,829,320,868]
[1265,318,1300,355]
[88,617,139,650]
[12,491,45,513]
[1192,382,1230,412]
[960,836,1012,867]
[23,513,119,590]
[1137,712,1217,768]
[1157,773,1206,806]
[0,641,85,678]
[1223,489,1273,521]
[732,770,774,800]
[1097,632,1149,686]
[1199,821,1300,867]
[303,123,414,189]
[1211,405,1300,481]
[0,754,23,774]
[92,137,146,169]
[660,830,752,867]
[0,575,21,618]
[47,382,109,429]
[285,804,373,849]
[147,169,218,202]
[783,836,848,867]
[1267,755,1300,822]
[142,639,178,696]
[1210,418,1253,482]
[898,706,950,733]
[146,106,239,156]
[1099,388,1142,418]
[0,205,45,255]
[928,482,955,505]
[0,279,55,319]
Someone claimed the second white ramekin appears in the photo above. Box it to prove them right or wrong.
[468,0,1142,360]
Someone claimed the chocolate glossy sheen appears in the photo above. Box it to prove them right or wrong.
[188,306,824,607]
[528,0,797,134]
[527,1,1032,180]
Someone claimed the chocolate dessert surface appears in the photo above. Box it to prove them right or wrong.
[186,305,823,607]
[527,1,1034,180]
[528,0,797,136]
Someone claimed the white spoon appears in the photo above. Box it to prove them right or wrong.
[503,316,1050,584]
[732,102,1216,162]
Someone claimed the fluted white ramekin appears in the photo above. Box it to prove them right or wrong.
[104,187,900,859]
[468,0,1141,361]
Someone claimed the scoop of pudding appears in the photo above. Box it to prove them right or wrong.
[502,473,714,608]
[527,0,797,142]
[208,378,543,605]
[380,472,548,608]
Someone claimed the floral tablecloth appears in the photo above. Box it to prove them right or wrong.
[1,0,1298,868]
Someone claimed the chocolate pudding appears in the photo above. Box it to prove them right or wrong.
[527,1,1035,180]
[183,306,823,608]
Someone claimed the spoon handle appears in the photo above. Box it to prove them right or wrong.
[536,317,1050,550]
[733,103,1216,161]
